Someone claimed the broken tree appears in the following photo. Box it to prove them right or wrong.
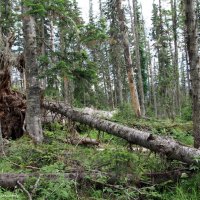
[43,102,200,165]
[0,32,26,139]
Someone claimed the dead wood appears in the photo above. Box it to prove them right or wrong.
[42,102,200,165]
[0,168,191,191]
[64,137,99,146]
[0,171,131,189]
[144,169,189,184]
[0,33,26,139]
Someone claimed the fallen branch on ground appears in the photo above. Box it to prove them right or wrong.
[64,137,99,146]
[0,171,132,189]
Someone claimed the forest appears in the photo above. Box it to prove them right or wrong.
[0,0,200,199]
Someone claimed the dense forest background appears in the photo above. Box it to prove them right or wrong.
[0,0,200,199]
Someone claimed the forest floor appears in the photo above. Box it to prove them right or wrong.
[0,106,199,200]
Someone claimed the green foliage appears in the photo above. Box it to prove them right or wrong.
[29,177,76,200]
[0,188,25,200]
[80,19,108,47]
[181,104,192,121]
[161,173,200,200]
[0,118,196,200]
[171,128,193,145]
[24,0,47,16]
[113,103,136,123]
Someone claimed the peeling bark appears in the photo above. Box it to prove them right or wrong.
[131,0,146,116]
[116,0,141,117]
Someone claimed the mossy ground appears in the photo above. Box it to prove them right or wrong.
[0,111,199,200]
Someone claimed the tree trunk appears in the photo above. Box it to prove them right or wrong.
[110,12,123,106]
[116,0,141,117]
[184,32,191,94]
[184,0,200,148]
[150,59,158,117]
[0,171,134,189]
[60,27,71,105]
[43,102,200,165]
[0,121,3,155]
[0,172,102,189]
[171,0,180,115]
[132,0,145,116]
[63,76,70,105]
[22,5,43,144]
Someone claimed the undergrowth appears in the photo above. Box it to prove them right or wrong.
[0,104,199,199]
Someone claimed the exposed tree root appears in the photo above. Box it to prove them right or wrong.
[0,90,25,139]
[0,33,26,139]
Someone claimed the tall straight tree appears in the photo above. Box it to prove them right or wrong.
[171,0,180,114]
[184,0,200,148]
[115,0,141,117]
[109,1,123,106]
[132,0,145,116]
[22,4,43,143]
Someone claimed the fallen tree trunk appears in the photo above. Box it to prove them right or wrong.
[0,173,87,189]
[0,171,132,189]
[0,33,26,139]
[43,102,200,165]
[0,173,83,189]
[64,138,99,146]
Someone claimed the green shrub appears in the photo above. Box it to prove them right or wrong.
[113,103,135,122]
[26,177,76,200]
[181,105,192,121]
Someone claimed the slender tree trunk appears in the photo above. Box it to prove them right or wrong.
[60,28,70,105]
[184,38,191,94]
[110,17,123,106]
[151,59,158,117]
[63,76,70,104]
[184,0,200,148]
[116,0,141,117]
[181,53,187,97]
[0,121,3,155]
[171,0,180,115]
[22,5,43,143]
[40,18,47,90]
[132,0,145,116]
[104,49,114,109]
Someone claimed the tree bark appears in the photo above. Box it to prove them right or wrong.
[131,0,146,116]
[110,13,123,106]
[0,32,25,139]
[0,171,134,190]
[184,0,200,148]
[0,172,100,189]
[22,6,43,143]
[150,59,158,118]
[116,0,141,117]
[43,102,200,165]
[0,120,3,155]
[171,0,180,115]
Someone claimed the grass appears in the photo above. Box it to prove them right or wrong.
[0,110,199,199]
